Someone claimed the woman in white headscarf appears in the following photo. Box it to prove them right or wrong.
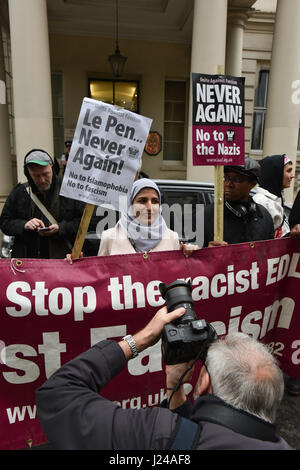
[98,179,180,255]
[66,179,197,263]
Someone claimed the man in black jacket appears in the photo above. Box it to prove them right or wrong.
[36,305,292,450]
[0,149,84,258]
[203,157,274,247]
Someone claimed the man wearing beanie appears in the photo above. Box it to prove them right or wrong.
[0,149,84,258]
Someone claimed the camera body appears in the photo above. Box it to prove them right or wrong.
[159,280,217,365]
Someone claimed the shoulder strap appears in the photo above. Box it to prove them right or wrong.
[196,401,278,442]
[25,186,58,225]
[170,417,200,450]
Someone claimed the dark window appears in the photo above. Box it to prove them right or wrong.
[51,73,64,158]
[163,80,187,161]
[160,189,205,243]
[251,70,269,150]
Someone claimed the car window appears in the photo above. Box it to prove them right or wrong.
[203,191,214,204]
[158,189,205,244]
[160,190,205,206]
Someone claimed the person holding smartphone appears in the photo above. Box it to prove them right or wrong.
[0,149,84,258]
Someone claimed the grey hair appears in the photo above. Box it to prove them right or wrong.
[205,332,284,423]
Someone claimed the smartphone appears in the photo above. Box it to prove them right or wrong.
[39,227,51,231]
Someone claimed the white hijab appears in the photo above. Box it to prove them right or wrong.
[119,178,167,252]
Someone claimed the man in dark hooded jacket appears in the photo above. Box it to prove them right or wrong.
[253,154,294,238]
[0,149,84,259]
[203,157,274,247]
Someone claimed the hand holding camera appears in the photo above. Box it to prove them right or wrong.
[120,280,217,408]
[159,280,217,365]
[121,305,186,360]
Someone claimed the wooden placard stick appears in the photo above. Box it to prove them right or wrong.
[213,65,225,243]
[71,202,95,259]
[214,165,224,243]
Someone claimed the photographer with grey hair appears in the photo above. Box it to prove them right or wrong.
[36,306,292,450]
[202,333,284,424]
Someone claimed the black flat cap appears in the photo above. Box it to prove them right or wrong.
[224,157,260,181]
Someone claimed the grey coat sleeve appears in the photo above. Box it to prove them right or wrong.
[36,340,179,450]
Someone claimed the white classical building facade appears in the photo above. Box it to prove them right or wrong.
[0,0,300,210]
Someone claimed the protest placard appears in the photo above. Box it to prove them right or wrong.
[191,73,245,242]
[60,98,152,211]
[192,73,245,166]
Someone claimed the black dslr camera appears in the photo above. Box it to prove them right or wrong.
[159,280,217,365]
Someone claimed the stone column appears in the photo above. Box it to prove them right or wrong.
[187,0,228,182]
[226,10,250,77]
[263,0,300,203]
[8,0,53,181]
[0,27,13,210]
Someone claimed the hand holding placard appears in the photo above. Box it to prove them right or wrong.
[60,98,152,259]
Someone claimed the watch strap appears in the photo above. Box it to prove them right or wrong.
[122,334,139,358]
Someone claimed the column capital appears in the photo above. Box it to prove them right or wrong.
[227,7,255,28]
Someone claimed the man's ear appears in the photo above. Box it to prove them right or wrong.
[194,365,212,397]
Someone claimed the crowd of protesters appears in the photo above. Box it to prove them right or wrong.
[0,149,299,449]
[2,149,298,258]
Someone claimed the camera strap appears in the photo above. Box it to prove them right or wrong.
[170,397,278,449]
[170,417,200,450]
[195,400,278,442]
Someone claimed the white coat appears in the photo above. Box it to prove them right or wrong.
[98,222,180,256]
[253,187,289,237]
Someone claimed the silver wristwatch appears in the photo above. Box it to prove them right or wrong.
[122,334,139,358]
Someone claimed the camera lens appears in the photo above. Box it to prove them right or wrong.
[159,280,194,323]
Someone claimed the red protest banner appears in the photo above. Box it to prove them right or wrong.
[0,237,300,450]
